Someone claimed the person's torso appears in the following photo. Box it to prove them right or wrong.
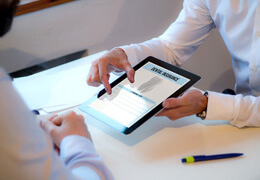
[207,0,260,95]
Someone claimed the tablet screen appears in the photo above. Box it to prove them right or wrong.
[80,56,200,134]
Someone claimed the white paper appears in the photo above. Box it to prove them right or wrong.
[13,51,118,111]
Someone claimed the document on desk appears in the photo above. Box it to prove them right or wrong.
[13,65,117,112]
[12,51,118,112]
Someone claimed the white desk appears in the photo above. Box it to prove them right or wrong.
[80,111,260,180]
[19,51,260,180]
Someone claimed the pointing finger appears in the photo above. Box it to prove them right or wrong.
[98,60,112,94]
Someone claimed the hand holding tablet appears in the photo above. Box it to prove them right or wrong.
[80,56,200,134]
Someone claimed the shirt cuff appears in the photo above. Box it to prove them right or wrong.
[206,91,235,121]
[60,135,96,165]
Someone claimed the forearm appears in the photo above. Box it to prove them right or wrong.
[120,37,182,67]
[206,91,260,128]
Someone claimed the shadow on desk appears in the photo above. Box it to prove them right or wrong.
[84,112,230,146]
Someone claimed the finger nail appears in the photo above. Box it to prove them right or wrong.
[106,88,111,95]
[131,77,135,83]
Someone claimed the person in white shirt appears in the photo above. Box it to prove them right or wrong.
[86,0,260,128]
[0,0,113,179]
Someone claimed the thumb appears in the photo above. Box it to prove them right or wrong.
[51,116,63,126]
[163,97,183,108]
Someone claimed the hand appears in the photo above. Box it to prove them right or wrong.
[156,89,208,120]
[40,111,92,148]
[87,48,135,94]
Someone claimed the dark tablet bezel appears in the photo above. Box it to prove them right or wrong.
[80,56,201,134]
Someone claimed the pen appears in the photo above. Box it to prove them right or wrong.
[32,109,40,115]
[181,153,243,163]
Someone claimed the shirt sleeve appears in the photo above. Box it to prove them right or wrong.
[206,91,260,128]
[120,0,215,67]
[60,135,114,180]
[0,68,113,180]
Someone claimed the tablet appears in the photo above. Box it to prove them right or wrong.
[79,56,200,134]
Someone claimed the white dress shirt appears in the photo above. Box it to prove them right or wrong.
[0,68,113,180]
[120,0,260,127]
